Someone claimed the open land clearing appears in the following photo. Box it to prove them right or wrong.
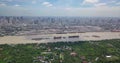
[0,32,120,44]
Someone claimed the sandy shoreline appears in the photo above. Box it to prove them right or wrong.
[0,32,120,44]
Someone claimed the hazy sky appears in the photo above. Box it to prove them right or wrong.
[0,0,120,17]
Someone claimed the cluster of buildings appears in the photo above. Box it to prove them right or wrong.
[0,16,120,36]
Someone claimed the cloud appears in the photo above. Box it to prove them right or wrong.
[7,0,13,2]
[42,2,53,7]
[94,3,107,7]
[32,1,36,4]
[65,7,72,11]
[0,3,6,6]
[116,2,120,5]
[109,1,116,3]
[0,0,120,17]
[1,0,13,2]
[83,0,99,4]
[14,4,20,7]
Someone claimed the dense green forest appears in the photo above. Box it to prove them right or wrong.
[0,39,120,63]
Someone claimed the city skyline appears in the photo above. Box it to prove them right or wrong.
[0,0,120,17]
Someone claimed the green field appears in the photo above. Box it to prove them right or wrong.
[0,39,120,63]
